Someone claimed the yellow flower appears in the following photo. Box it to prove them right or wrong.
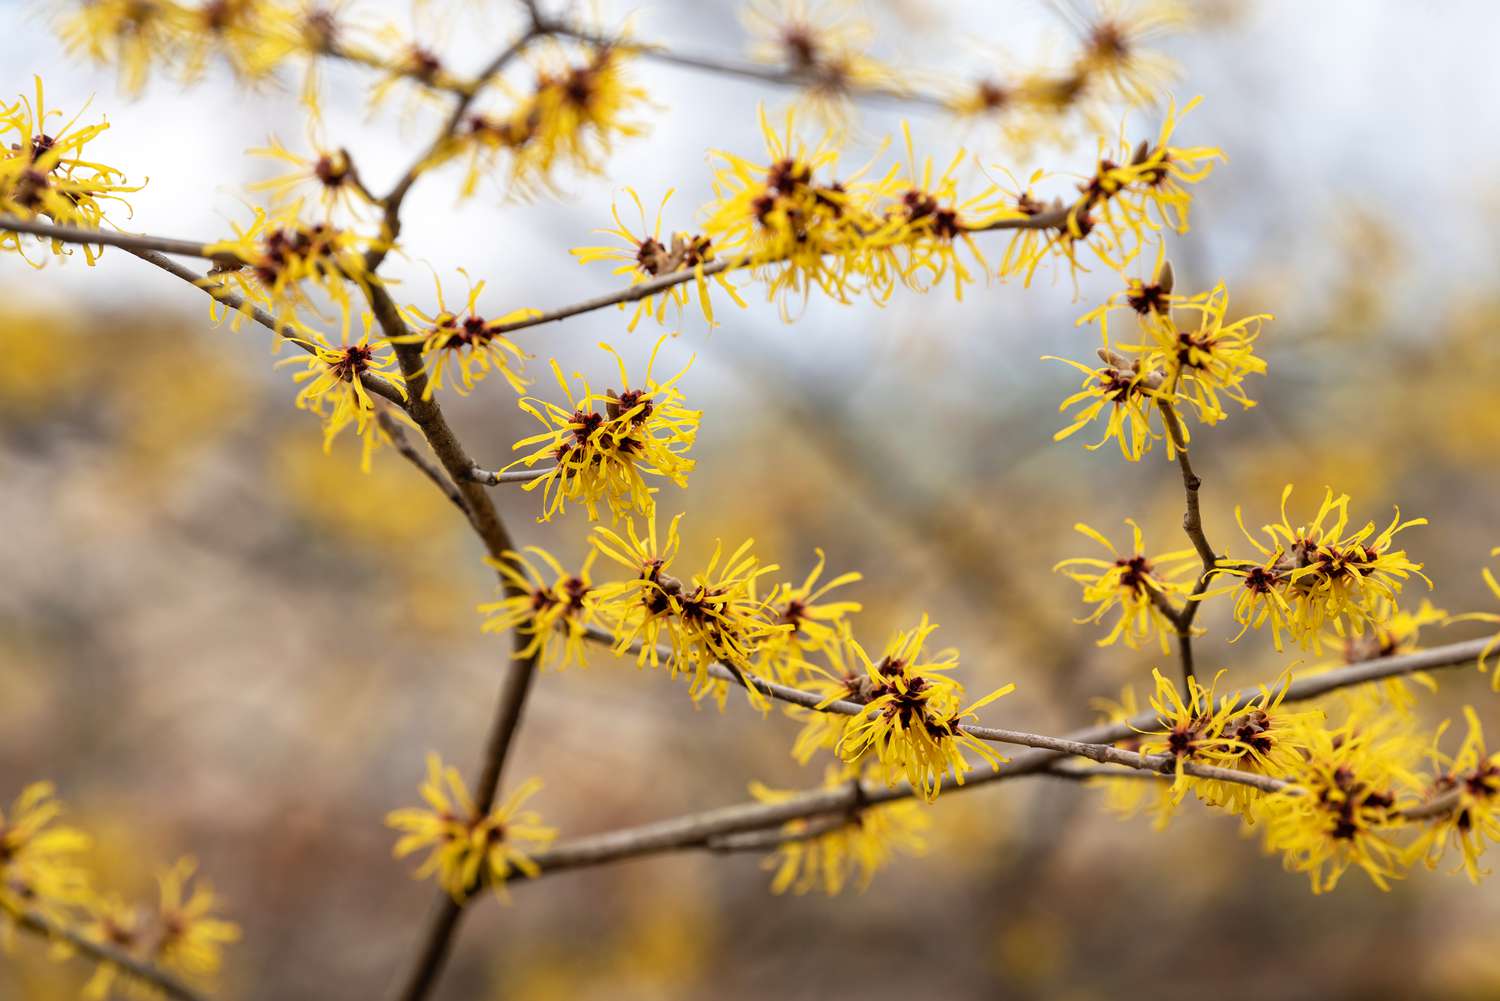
[1054,520,1198,651]
[1085,97,1223,247]
[1408,706,1500,884]
[479,548,600,670]
[508,340,698,523]
[571,187,745,330]
[1320,597,1445,712]
[990,168,1050,277]
[748,766,930,895]
[1068,0,1188,107]
[741,0,897,133]
[248,133,374,219]
[398,270,535,398]
[1446,547,1500,689]
[592,512,784,707]
[1133,284,1269,425]
[1203,485,1430,652]
[80,892,149,1000]
[862,124,1005,302]
[1075,243,1207,342]
[152,858,241,983]
[834,617,1015,801]
[0,78,143,266]
[387,754,555,902]
[279,316,408,472]
[1253,707,1423,894]
[56,0,178,95]
[1135,668,1237,798]
[178,0,278,83]
[0,782,91,921]
[754,549,862,684]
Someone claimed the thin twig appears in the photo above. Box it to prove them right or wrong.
[378,410,467,511]
[1157,399,1218,687]
[0,214,236,263]
[469,465,556,485]
[487,635,1494,884]
[125,247,410,407]
[372,26,543,267]
[484,205,1074,338]
[547,25,949,109]
[12,908,210,1001]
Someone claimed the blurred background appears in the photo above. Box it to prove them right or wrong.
[4,0,1500,998]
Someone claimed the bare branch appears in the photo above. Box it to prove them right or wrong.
[0,214,236,263]
[485,206,1074,338]
[12,908,211,1001]
[362,281,545,1001]
[373,27,543,267]
[469,465,556,485]
[489,636,1493,885]
[378,410,467,511]
[1157,399,1219,687]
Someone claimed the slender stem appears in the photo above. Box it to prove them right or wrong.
[469,465,556,485]
[0,213,235,262]
[480,635,1494,886]
[485,205,1074,338]
[1157,399,1218,688]
[11,908,210,1001]
[363,281,544,1001]
[127,247,410,407]
[548,26,949,108]
[372,27,542,267]
[378,410,466,511]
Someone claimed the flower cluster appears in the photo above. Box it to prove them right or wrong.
[1052,247,1270,460]
[1204,485,1430,653]
[803,617,1015,802]
[202,204,381,333]
[571,188,746,331]
[480,548,599,670]
[0,782,90,925]
[0,79,141,266]
[507,341,699,523]
[398,272,535,398]
[742,0,897,132]
[591,512,785,708]
[591,102,1225,322]
[1252,705,1424,893]
[455,41,647,197]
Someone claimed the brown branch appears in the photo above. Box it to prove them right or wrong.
[485,206,1074,339]
[11,908,210,1001]
[0,214,238,264]
[488,635,1494,885]
[378,410,466,511]
[362,281,544,1001]
[1157,399,1218,687]
[125,248,409,408]
[546,25,949,109]
[468,465,556,485]
[372,26,543,268]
